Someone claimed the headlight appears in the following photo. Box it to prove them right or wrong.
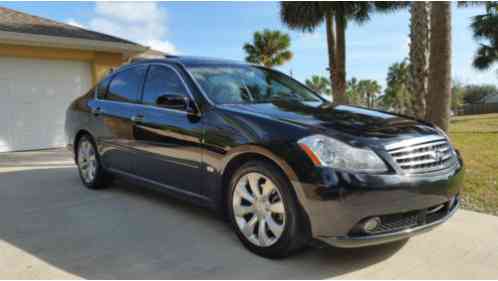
[298,134,388,173]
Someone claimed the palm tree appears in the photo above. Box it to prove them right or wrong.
[426,2,452,131]
[358,79,382,108]
[305,75,331,96]
[470,2,498,71]
[382,59,412,115]
[409,2,430,119]
[280,2,404,105]
[243,29,293,68]
[347,77,361,105]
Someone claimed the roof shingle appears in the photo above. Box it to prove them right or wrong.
[0,6,141,46]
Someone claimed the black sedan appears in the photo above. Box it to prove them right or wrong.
[65,56,463,258]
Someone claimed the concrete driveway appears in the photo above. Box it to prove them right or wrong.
[1,150,497,279]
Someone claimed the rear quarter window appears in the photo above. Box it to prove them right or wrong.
[96,76,111,99]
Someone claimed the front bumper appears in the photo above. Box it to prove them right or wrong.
[319,196,459,248]
[292,158,464,246]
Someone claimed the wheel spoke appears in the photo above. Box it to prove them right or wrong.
[82,166,89,181]
[261,180,274,198]
[236,183,255,203]
[266,215,284,237]
[82,142,88,156]
[241,215,257,238]
[233,204,255,217]
[89,167,95,180]
[81,163,89,170]
[247,173,261,198]
[269,201,285,214]
[258,218,270,246]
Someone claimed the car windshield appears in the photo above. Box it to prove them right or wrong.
[187,64,323,104]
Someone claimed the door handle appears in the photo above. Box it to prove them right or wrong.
[92,107,102,116]
[131,114,144,123]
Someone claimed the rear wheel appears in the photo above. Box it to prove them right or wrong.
[227,161,306,258]
[76,135,111,189]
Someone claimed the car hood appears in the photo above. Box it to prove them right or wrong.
[219,101,439,141]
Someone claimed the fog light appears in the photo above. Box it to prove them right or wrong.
[363,217,381,233]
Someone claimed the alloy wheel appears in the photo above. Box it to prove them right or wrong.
[232,172,286,247]
[78,139,97,184]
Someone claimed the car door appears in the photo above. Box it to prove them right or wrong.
[133,64,203,195]
[91,65,147,174]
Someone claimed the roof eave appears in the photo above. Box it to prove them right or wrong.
[0,30,148,55]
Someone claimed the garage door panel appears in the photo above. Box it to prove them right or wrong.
[0,79,13,152]
[0,57,92,152]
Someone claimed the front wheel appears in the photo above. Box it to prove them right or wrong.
[227,161,306,258]
[76,135,111,189]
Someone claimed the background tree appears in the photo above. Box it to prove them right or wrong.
[243,29,293,68]
[426,2,452,131]
[451,80,465,113]
[305,75,331,96]
[347,77,361,105]
[409,2,430,119]
[462,84,498,104]
[470,1,498,71]
[358,79,382,108]
[280,2,404,104]
[381,59,413,115]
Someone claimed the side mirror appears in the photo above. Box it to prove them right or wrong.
[156,94,189,110]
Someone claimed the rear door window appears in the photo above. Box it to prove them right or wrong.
[106,65,147,103]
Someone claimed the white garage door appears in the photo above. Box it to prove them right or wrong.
[0,57,92,152]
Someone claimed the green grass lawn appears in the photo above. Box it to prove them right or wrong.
[449,113,498,216]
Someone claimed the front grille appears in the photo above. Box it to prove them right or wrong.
[386,136,457,174]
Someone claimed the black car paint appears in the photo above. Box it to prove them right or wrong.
[66,57,463,246]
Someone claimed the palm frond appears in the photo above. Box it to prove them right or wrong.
[280,2,326,32]
[473,44,498,70]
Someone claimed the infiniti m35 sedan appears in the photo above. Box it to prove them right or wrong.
[65,56,463,258]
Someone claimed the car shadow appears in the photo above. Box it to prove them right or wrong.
[0,166,406,279]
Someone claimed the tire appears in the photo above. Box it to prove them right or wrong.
[227,160,307,258]
[76,134,112,190]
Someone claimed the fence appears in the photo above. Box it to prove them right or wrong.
[455,103,498,116]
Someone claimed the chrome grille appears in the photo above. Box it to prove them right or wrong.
[386,136,457,174]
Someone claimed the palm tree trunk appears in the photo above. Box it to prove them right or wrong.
[335,12,348,104]
[426,2,452,131]
[409,2,430,120]
[325,13,338,101]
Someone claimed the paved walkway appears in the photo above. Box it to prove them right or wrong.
[1,150,497,279]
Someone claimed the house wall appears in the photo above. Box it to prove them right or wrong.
[0,43,126,84]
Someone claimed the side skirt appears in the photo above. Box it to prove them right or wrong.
[107,167,215,210]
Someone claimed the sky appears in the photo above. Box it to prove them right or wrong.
[1,1,496,89]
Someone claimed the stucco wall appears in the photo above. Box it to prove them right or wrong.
[0,43,126,85]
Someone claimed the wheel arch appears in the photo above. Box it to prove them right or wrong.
[218,146,312,237]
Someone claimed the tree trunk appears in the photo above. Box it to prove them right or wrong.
[325,13,337,102]
[335,12,348,104]
[426,2,452,131]
[409,2,430,119]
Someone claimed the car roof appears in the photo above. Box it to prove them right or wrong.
[131,55,248,67]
